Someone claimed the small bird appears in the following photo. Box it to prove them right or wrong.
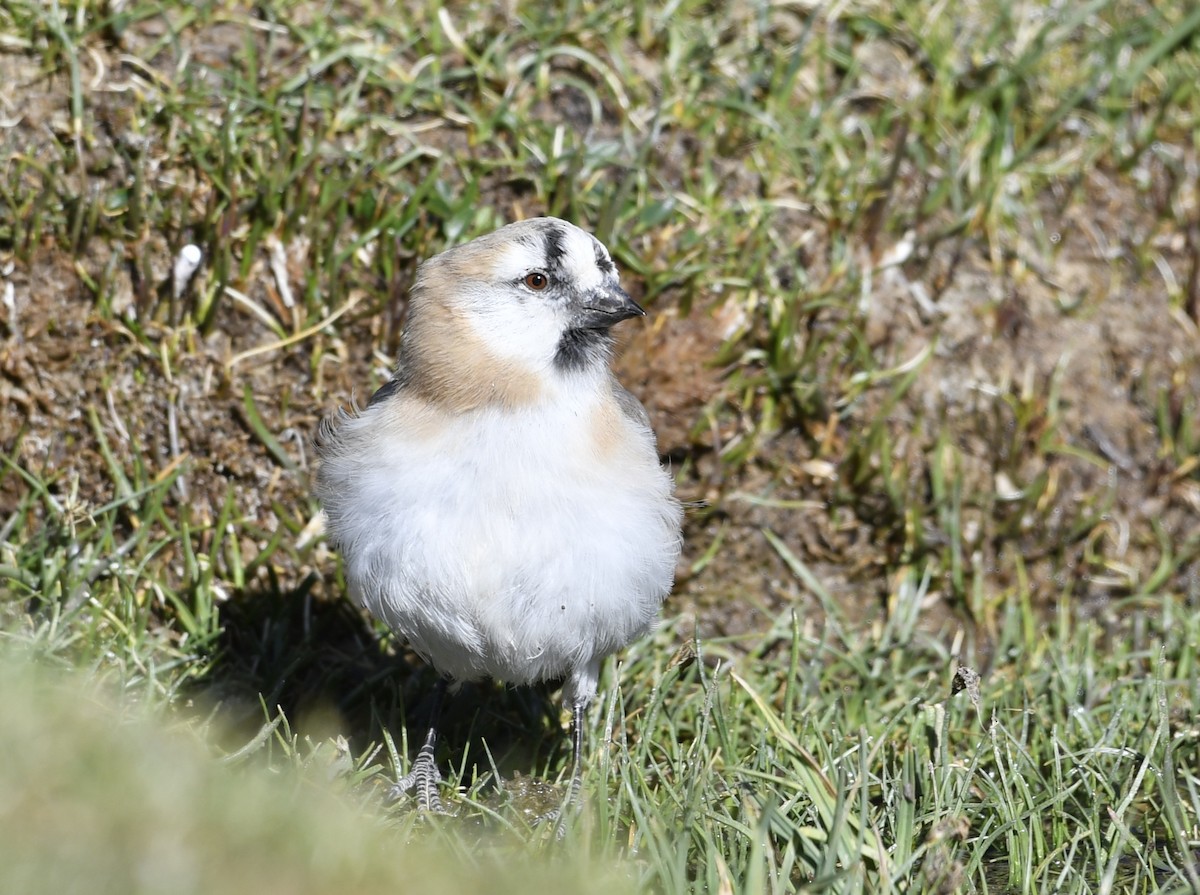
[316,217,682,816]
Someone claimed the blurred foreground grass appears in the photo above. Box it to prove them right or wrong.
[2,0,1200,891]
[0,652,636,895]
[3,587,1199,892]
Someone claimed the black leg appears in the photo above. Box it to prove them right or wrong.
[537,697,588,838]
[564,698,586,813]
[390,678,448,813]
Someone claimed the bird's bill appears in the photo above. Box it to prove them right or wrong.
[575,286,645,328]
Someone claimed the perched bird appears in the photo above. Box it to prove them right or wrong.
[316,217,682,815]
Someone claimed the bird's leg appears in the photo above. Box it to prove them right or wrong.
[563,698,586,814]
[390,678,448,813]
[537,697,587,838]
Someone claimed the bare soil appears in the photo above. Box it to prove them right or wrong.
[3,30,1199,662]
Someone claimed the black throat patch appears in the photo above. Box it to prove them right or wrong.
[554,327,614,373]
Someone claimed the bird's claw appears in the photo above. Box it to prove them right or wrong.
[390,738,446,814]
[533,772,583,839]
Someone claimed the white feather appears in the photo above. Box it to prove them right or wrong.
[320,378,679,704]
[316,218,681,710]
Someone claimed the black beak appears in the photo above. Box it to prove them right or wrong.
[575,286,645,329]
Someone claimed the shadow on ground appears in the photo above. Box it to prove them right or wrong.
[188,580,572,802]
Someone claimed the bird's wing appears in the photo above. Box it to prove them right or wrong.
[367,375,404,407]
[612,378,655,439]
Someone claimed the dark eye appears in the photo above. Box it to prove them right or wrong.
[523,271,550,291]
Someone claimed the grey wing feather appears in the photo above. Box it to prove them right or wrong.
[318,365,410,455]
[612,379,655,439]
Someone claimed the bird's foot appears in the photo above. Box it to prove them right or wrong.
[533,770,583,840]
[390,736,446,814]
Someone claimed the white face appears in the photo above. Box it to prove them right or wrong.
[453,219,622,373]
[559,225,610,292]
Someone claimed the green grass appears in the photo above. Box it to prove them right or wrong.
[2,0,1200,891]
[4,522,1200,892]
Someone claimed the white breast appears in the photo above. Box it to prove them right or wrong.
[318,381,681,686]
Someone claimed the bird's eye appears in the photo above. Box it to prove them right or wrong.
[523,271,550,291]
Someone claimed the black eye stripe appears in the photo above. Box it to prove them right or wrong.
[543,225,567,268]
[531,223,613,280]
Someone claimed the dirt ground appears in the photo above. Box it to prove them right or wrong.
[3,30,1199,659]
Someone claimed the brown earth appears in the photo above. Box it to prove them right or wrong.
[2,21,1199,667]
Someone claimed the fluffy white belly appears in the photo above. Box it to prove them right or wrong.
[322,393,680,686]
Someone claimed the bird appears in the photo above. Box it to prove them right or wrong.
[315,216,682,818]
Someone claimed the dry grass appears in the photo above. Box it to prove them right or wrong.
[2,0,1200,891]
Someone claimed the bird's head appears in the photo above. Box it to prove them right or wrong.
[404,218,643,387]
